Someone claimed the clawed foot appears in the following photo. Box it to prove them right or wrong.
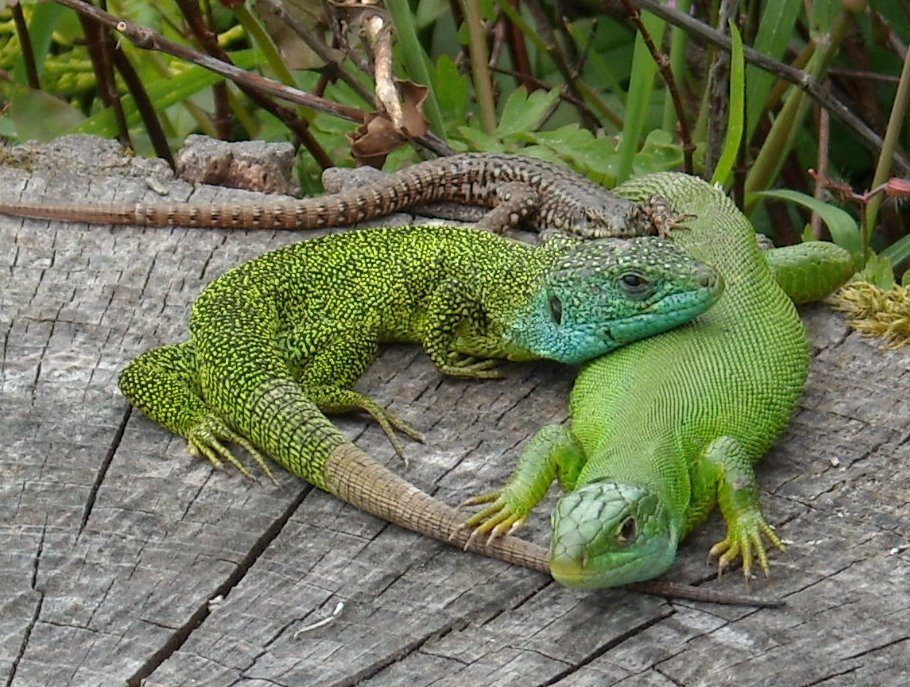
[637,195,695,238]
[454,491,528,550]
[186,416,277,484]
[439,353,503,380]
[707,518,785,582]
[307,386,425,465]
[369,406,425,466]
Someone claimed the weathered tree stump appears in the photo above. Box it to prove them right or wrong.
[1,136,907,687]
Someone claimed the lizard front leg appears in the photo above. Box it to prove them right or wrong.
[421,278,505,379]
[693,436,785,580]
[118,342,274,480]
[460,424,587,545]
[475,181,540,233]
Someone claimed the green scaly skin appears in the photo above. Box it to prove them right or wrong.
[462,174,855,588]
[120,224,721,526]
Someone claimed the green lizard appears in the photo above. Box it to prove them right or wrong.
[462,173,855,588]
[119,224,721,488]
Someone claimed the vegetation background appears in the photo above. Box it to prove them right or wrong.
[1,0,908,289]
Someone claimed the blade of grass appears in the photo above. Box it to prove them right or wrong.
[743,0,802,144]
[711,20,744,186]
[617,10,665,182]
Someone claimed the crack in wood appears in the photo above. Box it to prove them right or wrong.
[538,611,675,686]
[124,488,310,686]
[79,405,133,536]
[6,522,47,687]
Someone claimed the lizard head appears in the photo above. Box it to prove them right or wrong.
[506,236,723,364]
[548,481,678,589]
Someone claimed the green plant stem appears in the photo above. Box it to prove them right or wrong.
[617,11,665,182]
[628,0,907,174]
[661,0,691,132]
[744,8,851,207]
[461,0,497,135]
[864,40,910,253]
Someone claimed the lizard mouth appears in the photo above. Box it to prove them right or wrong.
[549,539,677,589]
[603,273,724,345]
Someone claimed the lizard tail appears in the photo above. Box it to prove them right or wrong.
[324,442,551,572]
[238,377,549,570]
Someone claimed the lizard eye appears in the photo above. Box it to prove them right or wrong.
[617,516,638,544]
[618,271,651,297]
[548,294,563,325]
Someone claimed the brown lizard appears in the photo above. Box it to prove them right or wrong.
[0,152,654,237]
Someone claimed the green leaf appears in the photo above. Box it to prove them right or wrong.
[9,88,86,141]
[431,55,469,126]
[633,129,684,175]
[881,232,910,270]
[455,125,503,151]
[744,0,802,143]
[617,12,665,182]
[854,253,895,290]
[749,189,863,267]
[522,128,621,184]
[12,1,66,85]
[496,87,559,138]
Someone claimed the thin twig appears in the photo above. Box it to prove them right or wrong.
[812,106,830,239]
[77,11,133,151]
[523,0,600,130]
[364,12,402,128]
[111,45,174,163]
[256,0,375,106]
[11,2,40,88]
[175,0,231,140]
[54,0,368,123]
[54,0,454,159]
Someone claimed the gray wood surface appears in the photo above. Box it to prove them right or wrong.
[1,136,908,687]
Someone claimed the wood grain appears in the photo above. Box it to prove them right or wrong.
[1,136,907,687]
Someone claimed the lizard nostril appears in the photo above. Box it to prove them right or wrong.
[698,271,714,288]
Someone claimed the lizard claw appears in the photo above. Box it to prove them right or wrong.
[308,387,425,465]
[457,491,528,549]
[367,407,425,467]
[440,354,503,379]
[708,519,784,581]
[187,417,277,484]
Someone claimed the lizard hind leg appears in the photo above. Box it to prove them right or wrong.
[186,415,275,483]
[305,385,425,461]
[281,324,425,460]
[118,342,275,481]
